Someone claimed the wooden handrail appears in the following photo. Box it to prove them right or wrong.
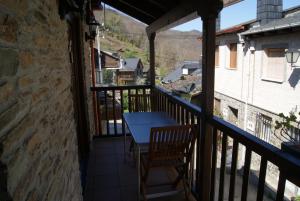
[91,85,152,91]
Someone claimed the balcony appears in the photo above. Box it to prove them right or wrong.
[86,85,300,201]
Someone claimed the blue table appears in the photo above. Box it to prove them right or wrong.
[123,112,178,200]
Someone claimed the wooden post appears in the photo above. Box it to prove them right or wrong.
[148,32,156,86]
[90,40,100,136]
[199,13,218,201]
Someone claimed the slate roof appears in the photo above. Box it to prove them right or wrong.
[241,11,300,36]
[162,61,201,83]
[120,58,140,71]
[182,62,201,69]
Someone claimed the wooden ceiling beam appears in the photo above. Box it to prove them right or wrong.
[101,0,154,24]
[146,1,198,35]
[145,0,168,12]
[118,0,162,19]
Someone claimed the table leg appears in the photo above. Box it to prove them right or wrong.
[137,146,140,201]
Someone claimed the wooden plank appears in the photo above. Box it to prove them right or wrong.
[218,134,228,201]
[241,148,252,201]
[228,140,239,201]
[256,158,267,201]
[91,85,151,91]
[149,33,156,86]
[120,90,125,136]
[112,89,117,135]
[210,127,218,201]
[143,88,147,112]
[128,89,132,112]
[275,170,286,201]
[104,90,109,135]
[146,2,197,35]
[199,14,217,201]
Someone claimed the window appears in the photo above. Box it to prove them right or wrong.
[229,43,237,69]
[262,48,285,82]
[228,106,238,125]
[288,126,300,142]
[215,46,220,67]
[255,113,272,142]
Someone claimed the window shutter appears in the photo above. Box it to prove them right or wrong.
[215,46,219,66]
[264,48,285,81]
[229,43,237,69]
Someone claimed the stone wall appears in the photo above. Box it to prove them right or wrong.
[0,1,87,201]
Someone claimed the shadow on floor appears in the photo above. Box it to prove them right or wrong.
[84,138,192,201]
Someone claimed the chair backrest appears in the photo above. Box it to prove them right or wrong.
[148,125,197,164]
[129,93,152,112]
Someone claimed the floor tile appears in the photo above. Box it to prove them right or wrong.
[93,188,121,201]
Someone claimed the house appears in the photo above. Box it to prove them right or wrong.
[214,1,300,145]
[162,61,202,107]
[162,61,201,84]
[100,50,122,69]
[214,0,300,197]
[116,58,144,85]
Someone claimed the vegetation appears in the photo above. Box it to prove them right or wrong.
[102,69,114,84]
[97,8,202,77]
[275,111,300,142]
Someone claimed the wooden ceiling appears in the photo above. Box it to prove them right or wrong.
[98,0,243,34]
[99,0,242,25]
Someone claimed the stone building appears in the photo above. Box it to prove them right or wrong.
[0,0,96,200]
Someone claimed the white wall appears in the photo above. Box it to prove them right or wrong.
[215,34,245,101]
[215,32,300,116]
[247,32,300,115]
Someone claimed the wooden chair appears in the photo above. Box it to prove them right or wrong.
[128,92,152,154]
[140,124,197,201]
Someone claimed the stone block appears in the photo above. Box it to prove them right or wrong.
[0,81,16,103]
[0,13,18,43]
[0,49,19,77]
[18,76,33,87]
[19,51,33,69]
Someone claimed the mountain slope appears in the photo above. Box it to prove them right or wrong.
[94,9,202,76]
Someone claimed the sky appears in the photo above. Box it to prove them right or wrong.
[172,0,300,31]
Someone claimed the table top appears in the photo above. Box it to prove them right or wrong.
[123,112,177,145]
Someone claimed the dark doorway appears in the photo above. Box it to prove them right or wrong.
[67,14,90,191]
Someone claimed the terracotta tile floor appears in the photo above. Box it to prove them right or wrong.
[84,138,193,201]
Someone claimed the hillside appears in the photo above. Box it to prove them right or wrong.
[94,9,202,77]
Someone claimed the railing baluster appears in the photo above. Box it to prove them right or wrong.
[229,139,239,201]
[128,89,132,112]
[112,89,117,135]
[104,90,110,136]
[218,133,228,201]
[241,148,252,201]
[195,116,201,192]
[275,170,286,201]
[143,88,146,112]
[95,91,101,136]
[176,103,180,123]
[185,110,189,125]
[181,106,184,125]
[135,88,138,112]
[120,90,125,136]
[256,157,267,201]
[210,127,218,201]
